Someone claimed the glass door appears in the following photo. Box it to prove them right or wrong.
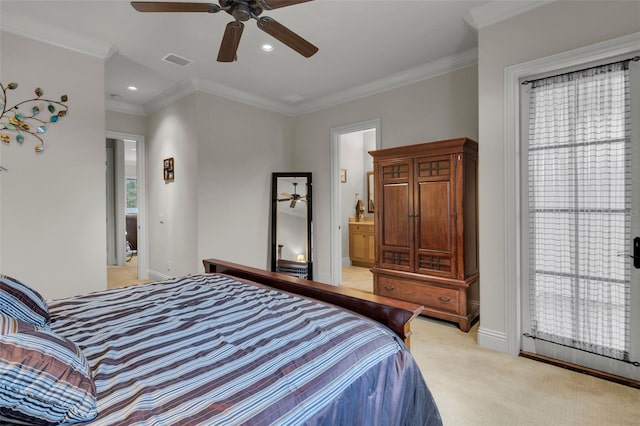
[521,57,640,381]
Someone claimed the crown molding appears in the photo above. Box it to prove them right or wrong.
[464,0,554,30]
[106,99,146,116]
[142,78,199,116]
[143,76,295,116]
[193,78,293,115]
[292,47,478,116]
[144,48,478,117]
[0,10,116,59]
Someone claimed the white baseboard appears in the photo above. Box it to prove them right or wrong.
[342,257,352,267]
[148,270,173,282]
[477,326,508,353]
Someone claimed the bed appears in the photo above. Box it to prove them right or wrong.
[0,260,442,425]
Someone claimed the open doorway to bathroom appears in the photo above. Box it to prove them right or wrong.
[330,119,380,291]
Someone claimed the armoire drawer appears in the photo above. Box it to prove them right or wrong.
[376,276,459,314]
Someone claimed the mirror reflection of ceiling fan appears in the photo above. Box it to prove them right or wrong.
[130,1,318,62]
[278,181,306,208]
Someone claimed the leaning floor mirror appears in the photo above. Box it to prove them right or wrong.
[271,173,313,280]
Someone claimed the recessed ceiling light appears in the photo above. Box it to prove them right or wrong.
[127,86,138,91]
[261,44,274,52]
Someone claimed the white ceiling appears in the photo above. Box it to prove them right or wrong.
[0,1,548,116]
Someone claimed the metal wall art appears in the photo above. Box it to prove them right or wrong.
[0,82,69,152]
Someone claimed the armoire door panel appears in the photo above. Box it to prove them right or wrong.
[416,180,452,252]
[382,183,411,247]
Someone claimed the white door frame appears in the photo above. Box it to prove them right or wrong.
[330,118,381,285]
[500,32,640,356]
[106,131,148,280]
[106,146,116,265]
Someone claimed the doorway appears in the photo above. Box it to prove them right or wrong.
[105,131,148,285]
[330,118,380,287]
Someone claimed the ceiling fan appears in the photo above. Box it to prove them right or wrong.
[278,181,306,208]
[130,1,318,62]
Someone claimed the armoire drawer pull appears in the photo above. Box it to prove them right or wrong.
[438,296,451,303]
[383,285,394,291]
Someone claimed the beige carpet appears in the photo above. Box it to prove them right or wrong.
[341,266,639,426]
[412,318,639,425]
[341,265,374,293]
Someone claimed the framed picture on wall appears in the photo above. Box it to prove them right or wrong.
[163,157,174,182]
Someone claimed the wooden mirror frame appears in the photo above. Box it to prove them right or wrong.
[271,172,313,280]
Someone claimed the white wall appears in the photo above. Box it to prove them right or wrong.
[144,91,293,278]
[477,0,640,352]
[0,31,106,299]
[195,91,294,271]
[293,65,478,283]
[146,93,200,278]
[106,110,146,136]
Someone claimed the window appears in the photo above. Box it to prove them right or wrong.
[126,177,137,215]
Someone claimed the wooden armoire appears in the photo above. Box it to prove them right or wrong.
[370,137,479,331]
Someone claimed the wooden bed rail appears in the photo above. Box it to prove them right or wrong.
[203,259,423,348]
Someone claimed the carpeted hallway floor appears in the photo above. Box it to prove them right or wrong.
[107,256,152,289]
[341,266,639,426]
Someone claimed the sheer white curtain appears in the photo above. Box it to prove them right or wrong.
[527,61,631,361]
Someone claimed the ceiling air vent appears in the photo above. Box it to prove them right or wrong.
[162,53,193,67]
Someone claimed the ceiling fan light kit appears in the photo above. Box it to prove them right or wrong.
[131,0,317,62]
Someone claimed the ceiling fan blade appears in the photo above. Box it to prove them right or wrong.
[257,16,318,58]
[217,21,244,62]
[131,2,220,13]
[258,0,313,10]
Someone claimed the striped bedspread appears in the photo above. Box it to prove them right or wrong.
[48,274,441,425]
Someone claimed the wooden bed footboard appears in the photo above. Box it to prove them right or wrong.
[203,259,423,348]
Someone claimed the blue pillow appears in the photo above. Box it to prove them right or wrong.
[0,275,50,327]
[0,314,98,425]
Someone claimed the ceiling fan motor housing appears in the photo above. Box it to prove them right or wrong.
[223,0,263,21]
